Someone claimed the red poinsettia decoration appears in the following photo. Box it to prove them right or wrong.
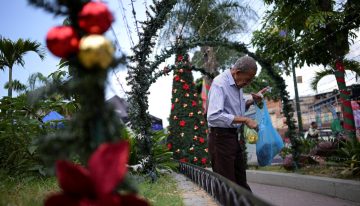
[179,120,186,127]
[167,143,172,150]
[174,75,180,82]
[45,141,148,206]
[201,158,207,165]
[78,2,114,34]
[182,83,190,90]
[177,55,183,62]
[191,100,197,107]
[179,158,188,163]
[199,137,205,144]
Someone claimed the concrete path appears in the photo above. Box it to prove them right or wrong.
[171,172,219,206]
[250,182,360,206]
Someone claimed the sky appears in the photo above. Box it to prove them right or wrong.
[1,0,359,127]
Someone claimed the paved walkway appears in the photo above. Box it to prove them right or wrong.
[250,182,360,206]
[172,171,360,206]
[171,172,219,206]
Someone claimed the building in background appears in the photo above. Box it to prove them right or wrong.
[106,95,163,131]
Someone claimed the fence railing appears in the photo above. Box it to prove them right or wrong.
[178,161,272,206]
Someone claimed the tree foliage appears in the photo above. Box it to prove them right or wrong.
[0,37,45,97]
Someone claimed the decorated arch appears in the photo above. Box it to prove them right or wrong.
[127,1,299,174]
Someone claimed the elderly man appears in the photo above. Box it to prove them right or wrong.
[207,56,267,191]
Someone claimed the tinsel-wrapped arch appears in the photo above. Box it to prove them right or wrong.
[147,38,297,145]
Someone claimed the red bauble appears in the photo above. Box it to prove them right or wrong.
[199,137,205,144]
[46,26,79,58]
[193,157,198,162]
[78,2,113,34]
[171,104,175,110]
[179,120,186,127]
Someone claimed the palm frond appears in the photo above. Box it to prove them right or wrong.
[310,68,334,91]
[310,60,360,91]
[4,79,27,93]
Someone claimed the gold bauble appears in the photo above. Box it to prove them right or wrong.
[78,35,114,69]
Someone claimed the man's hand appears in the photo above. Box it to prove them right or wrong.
[251,86,269,104]
[245,118,258,129]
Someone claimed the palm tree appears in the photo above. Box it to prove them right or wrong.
[161,0,256,111]
[310,60,360,91]
[0,37,45,97]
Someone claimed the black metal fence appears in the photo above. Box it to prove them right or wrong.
[179,162,272,206]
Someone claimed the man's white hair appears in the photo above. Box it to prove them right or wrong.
[232,56,257,73]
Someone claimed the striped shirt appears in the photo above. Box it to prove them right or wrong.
[207,69,246,128]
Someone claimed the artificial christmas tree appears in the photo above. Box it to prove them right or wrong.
[167,52,209,167]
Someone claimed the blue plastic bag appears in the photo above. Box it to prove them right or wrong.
[255,101,284,166]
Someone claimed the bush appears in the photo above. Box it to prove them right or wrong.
[0,96,47,176]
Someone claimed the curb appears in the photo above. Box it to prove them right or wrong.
[246,170,360,203]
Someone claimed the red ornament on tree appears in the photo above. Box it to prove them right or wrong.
[200,121,205,125]
[192,100,197,107]
[179,68,184,73]
[199,137,205,144]
[189,112,194,117]
[193,135,198,141]
[193,157,198,162]
[183,83,190,90]
[179,120,186,127]
[46,26,79,58]
[78,2,114,34]
[201,157,207,165]
[204,148,208,153]
[194,125,199,130]
[177,55,183,62]
[171,104,175,111]
[167,143,172,150]
[174,75,180,82]
[180,158,188,163]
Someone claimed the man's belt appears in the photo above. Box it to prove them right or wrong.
[209,127,239,134]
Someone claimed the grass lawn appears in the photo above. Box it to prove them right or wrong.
[139,174,184,206]
[0,171,58,206]
[0,171,183,206]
